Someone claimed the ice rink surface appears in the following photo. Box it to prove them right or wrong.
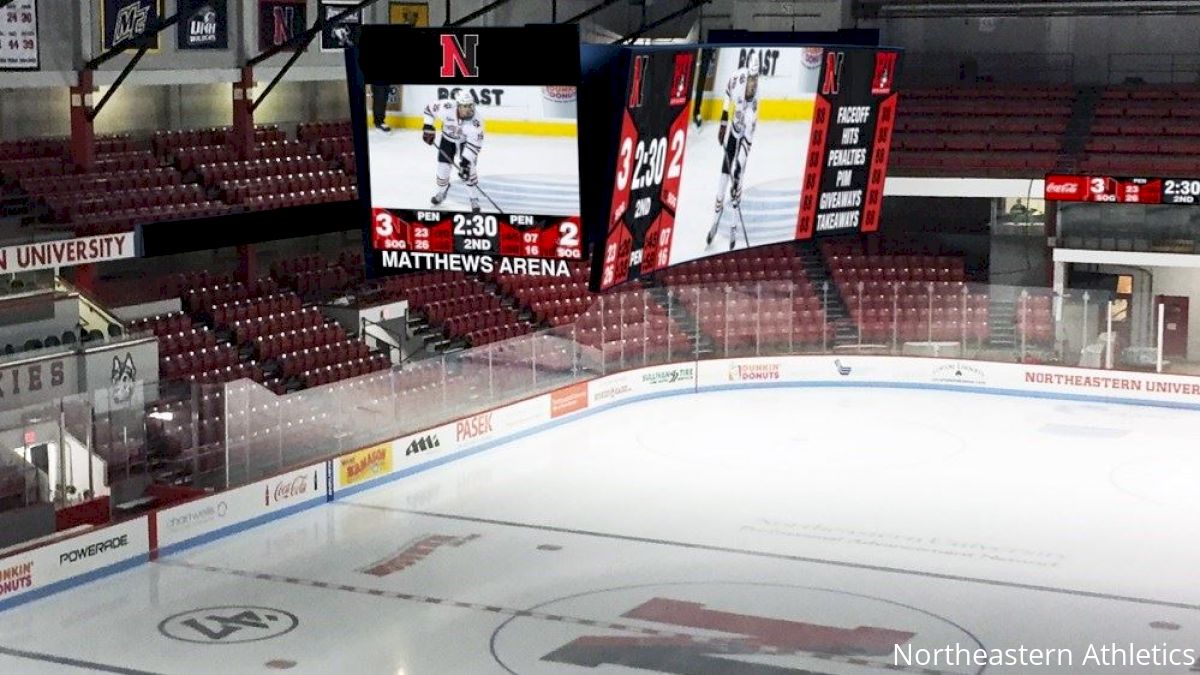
[366,128,580,216]
[4,387,1200,674]
[672,119,812,263]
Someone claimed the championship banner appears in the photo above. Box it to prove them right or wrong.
[0,233,135,274]
[177,0,227,50]
[0,0,38,71]
[319,0,360,52]
[258,0,307,52]
[388,1,429,26]
[100,0,162,51]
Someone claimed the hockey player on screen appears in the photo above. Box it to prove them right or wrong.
[423,90,485,213]
[706,52,760,250]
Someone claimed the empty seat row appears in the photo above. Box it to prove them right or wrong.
[183,279,279,313]
[161,345,239,380]
[424,294,502,322]
[405,278,489,307]
[253,323,348,360]
[302,354,391,388]
[152,126,281,155]
[219,171,353,204]
[286,266,361,295]
[442,309,525,340]
[242,186,356,211]
[197,156,332,185]
[297,120,353,142]
[22,167,183,196]
[130,311,193,337]
[276,340,371,377]
[184,362,266,386]
[464,323,534,346]
[899,117,1068,135]
[230,308,327,343]
[894,133,1060,153]
[209,293,303,327]
[890,151,1058,172]
[316,137,355,159]
[158,327,219,357]
[45,184,207,221]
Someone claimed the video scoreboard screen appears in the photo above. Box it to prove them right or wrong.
[351,25,584,277]
[592,44,901,291]
[1044,174,1200,205]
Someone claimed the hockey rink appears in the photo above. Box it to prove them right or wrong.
[672,120,813,263]
[366,128,580,216]
[3,386,1200,674]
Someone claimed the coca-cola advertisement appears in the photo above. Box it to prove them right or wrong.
[265,470,319,506]
[1043,174,1087,200]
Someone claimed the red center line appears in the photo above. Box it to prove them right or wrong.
[156,559,969,675]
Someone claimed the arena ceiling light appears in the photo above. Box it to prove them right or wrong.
[857,0,1200,18]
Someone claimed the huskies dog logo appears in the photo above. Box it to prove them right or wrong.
[110,353,137,407]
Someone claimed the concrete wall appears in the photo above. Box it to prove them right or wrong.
[0,294,81,349]
[877,13,1200,84]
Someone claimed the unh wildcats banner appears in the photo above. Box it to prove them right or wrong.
[177,0,228,50]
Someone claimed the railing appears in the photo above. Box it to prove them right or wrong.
[1107,53,1200,84]
[0,276,1172,531]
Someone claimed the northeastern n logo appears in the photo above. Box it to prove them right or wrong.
[821,51,845,96]
[440,34,480,78]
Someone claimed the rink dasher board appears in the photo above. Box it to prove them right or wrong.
[2,356,1199,611]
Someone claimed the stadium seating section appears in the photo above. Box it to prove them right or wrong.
[1081,85,1200,175]
[821,240,992,344]
[890,85,1074,176]
[0,121,359,235]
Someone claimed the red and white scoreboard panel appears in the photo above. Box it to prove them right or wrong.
[1045,174,1200,205]
[371,208,583,259]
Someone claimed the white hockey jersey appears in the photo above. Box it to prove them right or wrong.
[423,98,485,161]
[723,68,759,142]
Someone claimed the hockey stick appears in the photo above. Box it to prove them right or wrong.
[433,141,505,213]
[735,204,751,249]
[732,136,752,249]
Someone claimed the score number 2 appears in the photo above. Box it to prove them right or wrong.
[615,129,685,193]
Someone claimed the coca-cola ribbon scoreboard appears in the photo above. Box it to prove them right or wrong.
[1045,174,1200,205]
[592,45,901,291]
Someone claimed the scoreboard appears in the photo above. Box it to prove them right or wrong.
[1044,174,1200,205]
[592,44,901,291]
[351,25,584,278]
[370,208,582,259]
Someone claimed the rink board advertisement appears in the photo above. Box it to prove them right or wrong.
[594,45,901,291]
[154,464,327,553]
[0,518,147,609]
[351,25,584,277]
